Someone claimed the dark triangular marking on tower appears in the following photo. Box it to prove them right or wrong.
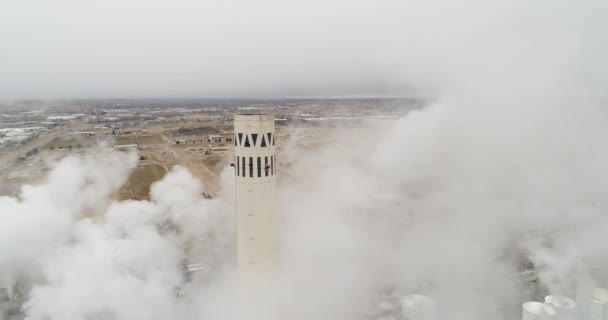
[251,133,258,147]
[260,134,267,147]
[244,134,251,147]
[237,133,243,146]
[267,133,272,147]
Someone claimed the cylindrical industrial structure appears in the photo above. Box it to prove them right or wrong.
[522,302,556,320]
[576,285,608,320]
[589,288,608,320]
[545,295,576,320]
[233,114,278,276]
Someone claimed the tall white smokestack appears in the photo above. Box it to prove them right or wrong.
[233,114,278,276]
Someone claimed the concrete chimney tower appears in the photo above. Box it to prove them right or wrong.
[233,114,278,276]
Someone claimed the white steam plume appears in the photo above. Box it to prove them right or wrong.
[1,150,235,319]
[0,152,137,290]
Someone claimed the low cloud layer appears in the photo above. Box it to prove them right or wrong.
[3,0,605,99]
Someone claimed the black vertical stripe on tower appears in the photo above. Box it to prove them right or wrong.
[273,155,276,175]
[270,155,274,176]
[249,157,253,177]
[241,156,245,177]
[257,157,261,177]
[236,156,240,176]
[251,133,258,147]
[267,133,272,147]
[237,133,243,146]
[234,135,237,146]
[264,156,269,176]
[260,135,267,147]
[244,135,251,147]
[273,134,275,146]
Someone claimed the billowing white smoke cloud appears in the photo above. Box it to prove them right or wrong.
[273,0,608,319]
[275,101,608,319]
[0,151,235,319]
[0,152,137,291]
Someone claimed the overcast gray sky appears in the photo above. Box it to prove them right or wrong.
[0,0,605,100]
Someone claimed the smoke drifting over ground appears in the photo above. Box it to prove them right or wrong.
[2,0,608,319]
[0,152,235,319]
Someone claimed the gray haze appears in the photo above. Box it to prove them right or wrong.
[0,0,415,99]
[3,0,605,100]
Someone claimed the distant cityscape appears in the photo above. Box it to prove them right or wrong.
[0,98,424,197]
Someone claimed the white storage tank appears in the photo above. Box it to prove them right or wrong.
[545,295,576,320]
[589,288,608,320]
[522,302,556,320]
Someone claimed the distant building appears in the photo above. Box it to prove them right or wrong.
[0,130,36,147]
[148,117,167,123]
[113,144,139,151]
[207,135,224,143]
[46,114,84,121]
[67,132,95,137]
[0,127,46,133]
[20,127,47,132]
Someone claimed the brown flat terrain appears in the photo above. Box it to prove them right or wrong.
[114,134,165,146]
[120,163,169,200]
[1,110,400,204]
